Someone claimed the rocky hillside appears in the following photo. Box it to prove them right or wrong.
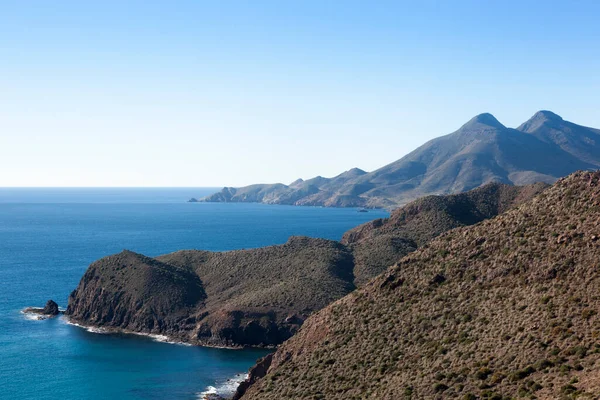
[67,183,545,348]
[67,250,206,334]
[239,171,600,399]
[67,237,354,347]
[198,111,599,208]
[345,181,548,285]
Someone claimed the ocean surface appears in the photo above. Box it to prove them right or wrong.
[0,188,388,400]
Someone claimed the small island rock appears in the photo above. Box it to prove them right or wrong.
[42,300,60,316]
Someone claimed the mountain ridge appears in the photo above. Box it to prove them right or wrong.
[238,170,600,399]
[197,111,599,209]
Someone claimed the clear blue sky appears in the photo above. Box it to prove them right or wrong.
[1,1,599,187]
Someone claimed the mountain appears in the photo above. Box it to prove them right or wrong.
[198,111,599,208]
[518,110,600,166]
[66,182,544,348]
[238,171,600,399]
[195,167,370,208]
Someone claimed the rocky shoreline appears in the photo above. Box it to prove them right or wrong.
[22,300,62,320]
[64,315,270,350]
[60,181,549,398]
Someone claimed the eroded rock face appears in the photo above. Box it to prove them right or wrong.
[232,353,273,400]
[66,250,206,341]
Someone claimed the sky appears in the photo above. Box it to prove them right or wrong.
[1,1,599,187]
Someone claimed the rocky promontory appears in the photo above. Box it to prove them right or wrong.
[66,238,355,347]
[66,182,547,348]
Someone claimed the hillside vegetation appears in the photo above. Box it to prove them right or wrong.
[240,171,600,399]
[67,237,354,347]
[345,181,547,285]
[67,182,545,348]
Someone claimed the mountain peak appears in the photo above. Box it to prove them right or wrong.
[533,110,563,121]
[342,167,367,177]
[461,113,505,130]
[289,178,304,187]
[518,110,564,132]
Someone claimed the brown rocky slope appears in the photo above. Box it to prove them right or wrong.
[345,181,548,285]
[66,182,545,349]
[240,171,600,399]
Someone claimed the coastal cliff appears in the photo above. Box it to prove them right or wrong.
[66,251,206,340]
[67,237,355,347]
[66,182,546,348]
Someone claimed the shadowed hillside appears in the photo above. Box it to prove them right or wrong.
[239,171,600,399]
[199,112,599,209]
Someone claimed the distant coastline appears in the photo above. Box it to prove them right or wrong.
[197,111,600,210]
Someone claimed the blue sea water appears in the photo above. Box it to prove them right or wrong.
[0,188,388,400]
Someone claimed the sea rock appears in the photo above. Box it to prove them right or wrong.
[22,299,62,319]
[42,300,60,315]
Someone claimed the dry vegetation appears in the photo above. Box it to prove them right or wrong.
[241,171,600,399]
[345,182,547,284]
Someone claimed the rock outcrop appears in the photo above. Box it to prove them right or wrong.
[23,299,62,319]
[42,300,60,315]
[239,171,600,399]
[66,250,205,339]
[232,354,273,400]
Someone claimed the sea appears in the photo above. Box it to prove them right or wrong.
[0,188,388,400]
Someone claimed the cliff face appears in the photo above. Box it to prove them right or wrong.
[66,250,205,338]
[199,111,599,209]
[240,171,600,399]
[67,182,547,348]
